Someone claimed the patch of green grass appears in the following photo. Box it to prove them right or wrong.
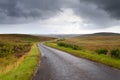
[0,44,40,80]
[45,43,120,69]
[57,42,81,50]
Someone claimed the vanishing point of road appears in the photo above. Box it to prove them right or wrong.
[33,44,120,80]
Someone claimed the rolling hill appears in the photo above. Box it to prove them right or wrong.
[83,32,120,36]
[0,34,56,43]
[62,32,120,51]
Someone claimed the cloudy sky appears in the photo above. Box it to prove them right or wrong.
[0,0,120,34]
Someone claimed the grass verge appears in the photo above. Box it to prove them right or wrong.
[45,43,120,70]
[0,44,40,80]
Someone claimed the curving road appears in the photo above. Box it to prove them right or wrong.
[33,44,120,80]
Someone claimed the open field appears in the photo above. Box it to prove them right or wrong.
[0,44,40,80]
[63,35,120,53]
[0,34,55,79]
[0,34,54,70]
[0,34,55,43]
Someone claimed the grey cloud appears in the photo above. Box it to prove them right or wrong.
[68,0,120,29]
[80,0,120,19]
[0,0,120,29]
[0,0,63,24]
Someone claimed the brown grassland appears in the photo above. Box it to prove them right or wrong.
[0,34,55,74]
[64,35,120,52]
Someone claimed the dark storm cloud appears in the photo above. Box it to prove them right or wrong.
[76,0,120,28]
[0,0,63,24]
[0,0,120,29]
[80,0,120,19]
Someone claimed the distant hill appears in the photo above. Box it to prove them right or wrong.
[43,32,120,38]
[0,34,55,42]
[83,32,120,36]
[44,34,82,38]
[63,32,120,52]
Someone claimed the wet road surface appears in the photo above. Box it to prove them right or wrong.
[33,44,120,80]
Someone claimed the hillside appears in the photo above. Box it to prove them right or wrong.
[0,34,55,43]
[82,32,120,36]
[45,32,120,38]
[0,34,55,74]
[45,34,82,38]
[62,32,120,52]
[0,34,55,58]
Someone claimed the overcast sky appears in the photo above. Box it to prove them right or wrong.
[0,0,120,34]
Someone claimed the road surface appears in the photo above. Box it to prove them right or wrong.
[33,44,120,80]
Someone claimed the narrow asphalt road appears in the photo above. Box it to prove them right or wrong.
[33,44,120,80]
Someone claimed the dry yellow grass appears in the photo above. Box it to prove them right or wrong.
[0,51,28,74]
[0,34,55,74]
[0,44,40,80]
[0,34,55,43]
[64,36,120,51]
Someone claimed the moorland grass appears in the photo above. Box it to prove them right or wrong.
[46,43,120,70]
[64,36,120,51]
[0,44,40,80]
[0,34,55,80]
